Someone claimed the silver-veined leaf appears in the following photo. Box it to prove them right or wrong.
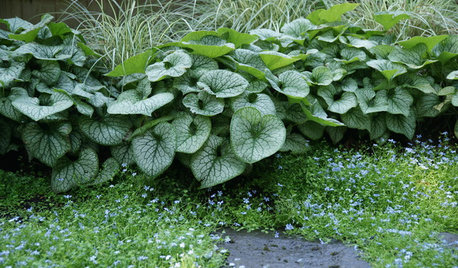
[302,66,333,86]
[230,107,286,164]
[191,135,246,188]
[388,44,437,69]
[231,92,276,115]
[341,107,371,130]
[271,70,309,99]
[197,70,248,98]
[90,158,120,185]
[22,122,71,166]
[145,51,192,82]
[107,90,174,116]
[386,87,413,116]
[172,112,211,154]
[386,111,416,139]
[111,143,135,166]
[0,61,25,87]
[318,85,357,114]
[369,114,387,140]
[366,59,407,81]
[279,132,310,154]
[131,122,176,178]
[51,148,99,193]
[281,18,315,38]
[79,116,131,146]
[32,60,61,85]
[356,88,389,114]
[182,92,225,116]
[11,89,73,121]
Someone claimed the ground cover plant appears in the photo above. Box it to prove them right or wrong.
[1,4,457,192]
[0,135,456,267]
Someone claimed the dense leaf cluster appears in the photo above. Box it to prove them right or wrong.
[1,4,457,191]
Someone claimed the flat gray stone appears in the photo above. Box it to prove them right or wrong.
[439,232,458,248]
[218,229,370,268]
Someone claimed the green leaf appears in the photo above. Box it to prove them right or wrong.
[300,100,344,126]
[22,122,71,166]
[198,70,248,98]
[399,35,448,53]
[298,121,325,140]
[32,60,61,85]
[326,126,346,144]
[111,143,135,166]
[132,122,176,178]
[176,34,236,58]
[230,107,286,164]
[183,92,225,116]
[356,88,389,114]
[455,121,458,139]
[386,87,413,116]
[0,119,12,154]
[146,51,192,82]
[374,11,410,31]
[369,114,387,140]
[0,17,34,33]
[452,92,458,107]
[271,70,309,99]
[307,3,359,25]
[318,85,357,114]
[216,28,258,47]
[90,158,120,185]
[388,44,437,69]
[335,47,367,64]
[51,148,99,193]
[369,45,395,59]
[415,94,442,117]
[0,61,25,87]
[107,90,174,116]
[190,54,219,76]
[398,74,435,94]
[341,107,371,130]
[11,89,73,121]
[106,50,154,77]
[259,51,300,70]
[231,92,276,115]
[447,70,458,80]
[366,59,407,81]
[386,112,416,139]
[15,43,69,61]
[172,112,211,154]
[280,18,315,38]
[303,66,334,86]
[79,116,131,146]
[191,135,246,188]
[8,14,53,42]
[279,132,310,154]
[345,36,377,50]
[432,35,458,63]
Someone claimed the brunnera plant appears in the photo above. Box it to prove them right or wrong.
[1,4,457,193]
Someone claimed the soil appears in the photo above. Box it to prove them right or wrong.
[217,229,371,268]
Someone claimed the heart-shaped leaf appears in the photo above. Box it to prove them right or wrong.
[32,60,61,85]
[303,66,333,86]
[385,87,413,116]
[51,148,99,193]
[341,107,371,130]
[132,122,176,178]
[0,97,23,121]
[415,94,442,118]
[307,3,359,24]
[271,70,309,99]
[298,121,325,140]
[318,85,357,114]
[231,92,276,115]
[197,70,248,98]
[259,51,300,70]
[183,92,225,116]
[107,90,174,116]
[190,54,219,76]
[388,44,437,69]
[111,143,135,166]
[230,107,286,164]
[0,61,25,87]
[279,132,310,154]
[366,59,407,81]
[172,112,211,154]
[22,122,71,166]
[369,114,387,140]
[79,116,131,146]
[146,51,192,82]
[399,35,448,54]
[11,88,73,121]
[374,11,410,31]
[386,111,416,139]
[281,18,315,38]
[106,50,154,77]
[191,135,246,188]
[336,47,366,64]
[90,158,120,185]
[432,35,458,63]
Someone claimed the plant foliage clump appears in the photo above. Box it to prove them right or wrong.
[1,4,457,192]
